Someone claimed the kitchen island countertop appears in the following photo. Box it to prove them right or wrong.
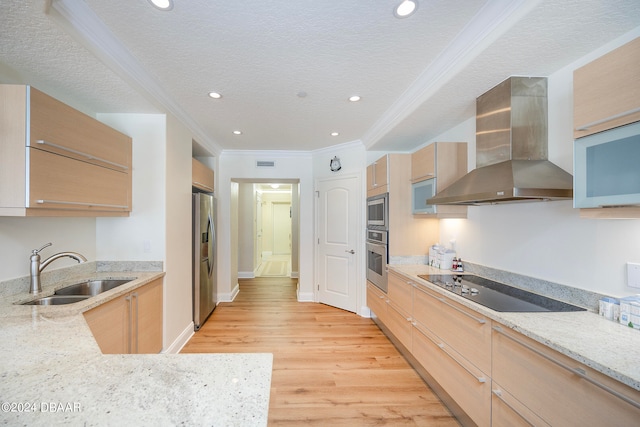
[390,264,640,392]
[0,265,272,426]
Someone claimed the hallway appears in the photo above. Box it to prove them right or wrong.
[181,277,458,426]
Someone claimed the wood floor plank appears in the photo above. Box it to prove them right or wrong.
[181,277,459,426]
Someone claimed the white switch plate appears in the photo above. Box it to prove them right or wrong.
[627,262,640,289]
[143,239,151,253]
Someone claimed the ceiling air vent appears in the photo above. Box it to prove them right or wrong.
[256,160,275,168]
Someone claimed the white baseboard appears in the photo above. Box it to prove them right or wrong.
[359,305,372,318]
[163,322,194,354]
[297,290,314,302]
[218,283,240,302]
[238,271,255,279]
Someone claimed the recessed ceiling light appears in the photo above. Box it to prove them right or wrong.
[208,92,222,99]
[233,130,242,135]
[394,0,418,18]
[348,95,361,102]
[331,132,339,137]
[147,0,173,11]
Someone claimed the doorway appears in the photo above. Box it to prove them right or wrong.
[235,180,299,280]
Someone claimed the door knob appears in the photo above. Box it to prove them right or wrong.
[345,249,355,254]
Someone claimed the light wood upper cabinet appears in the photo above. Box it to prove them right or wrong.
[84,278,163,354]
[192,158,215,192]
[410,144,435,182]
[573,37,640,138]
[411,142,468,218]
[0,85,132,217]
[366,155,389,197]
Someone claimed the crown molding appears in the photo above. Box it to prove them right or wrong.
[362,0,539,149]
[48,0,222,156]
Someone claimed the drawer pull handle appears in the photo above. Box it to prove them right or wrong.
[440,298,486,324]
[36,200,129,209]
[575,107,640,131]
[413,322,486,384]
[493,326,640,410]
[35,139,129,171]
[492,389,536,427]
[193,181,214,192]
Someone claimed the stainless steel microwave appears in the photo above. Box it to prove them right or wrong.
[574,121,640,208]
[366,193,388,230]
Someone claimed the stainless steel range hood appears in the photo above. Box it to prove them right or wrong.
[427,77,573,206]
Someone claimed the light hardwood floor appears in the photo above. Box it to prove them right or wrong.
[181,277,459,426]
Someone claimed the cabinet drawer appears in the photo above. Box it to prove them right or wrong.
[412,322,491,427]
[491,383,550,427]
[433,295,491,374]
[412,284,442,330]
[492,325,640,426]
[387,271,412,314]
[367,282,387,323]
[413,283,491,373]
[28,148,130,212]
[385,301,412,350]
[29,87,131,171]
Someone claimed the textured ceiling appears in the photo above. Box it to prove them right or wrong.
[1,0,639,156]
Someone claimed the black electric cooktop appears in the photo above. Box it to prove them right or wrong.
[417,274,586,313]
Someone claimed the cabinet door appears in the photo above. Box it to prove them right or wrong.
[83,295,129,354]
[133,279,163,354]
[430,293,491,374]
[385,301,412,350]
[29,148,130,213]
[192,158,214,192]
[387,271,412,314]
[367,155,389,197]
[367,282,388,324]
[411,144,435,182]
[412,322,491,427]
[29,87,132,171]
[492,325,640,426]
[574,37,640,138]
[491,383,551,427]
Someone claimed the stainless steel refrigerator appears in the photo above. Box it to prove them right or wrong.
[192,192,217,331]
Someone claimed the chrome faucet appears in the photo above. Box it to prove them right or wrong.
[30,243,87,294]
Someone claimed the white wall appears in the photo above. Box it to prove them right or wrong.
[436,29,640,298]
[237,183,255,276]
[164,114,194,350]
[0,217,96,281]
[96,114,166,261]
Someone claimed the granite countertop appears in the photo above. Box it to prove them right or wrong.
[389,264,640,392]
[0,263,272,426]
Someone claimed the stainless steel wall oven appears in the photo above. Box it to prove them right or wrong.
[366,229,388,293]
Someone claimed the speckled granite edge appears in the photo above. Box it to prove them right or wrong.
[0,261,163,299]
[391,257,606,312]
[463,261,606,312]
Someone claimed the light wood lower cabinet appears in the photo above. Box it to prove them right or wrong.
[492,325,640,426]
[84,279,163,354]
[366,281,388,325]
[412,322,492,427]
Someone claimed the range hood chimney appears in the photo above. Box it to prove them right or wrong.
[427,77,573,206]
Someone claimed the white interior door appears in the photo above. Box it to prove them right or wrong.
[316,176,359,312]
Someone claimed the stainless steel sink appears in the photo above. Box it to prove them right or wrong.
[23,295,91,305]
[54,279,133,296]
